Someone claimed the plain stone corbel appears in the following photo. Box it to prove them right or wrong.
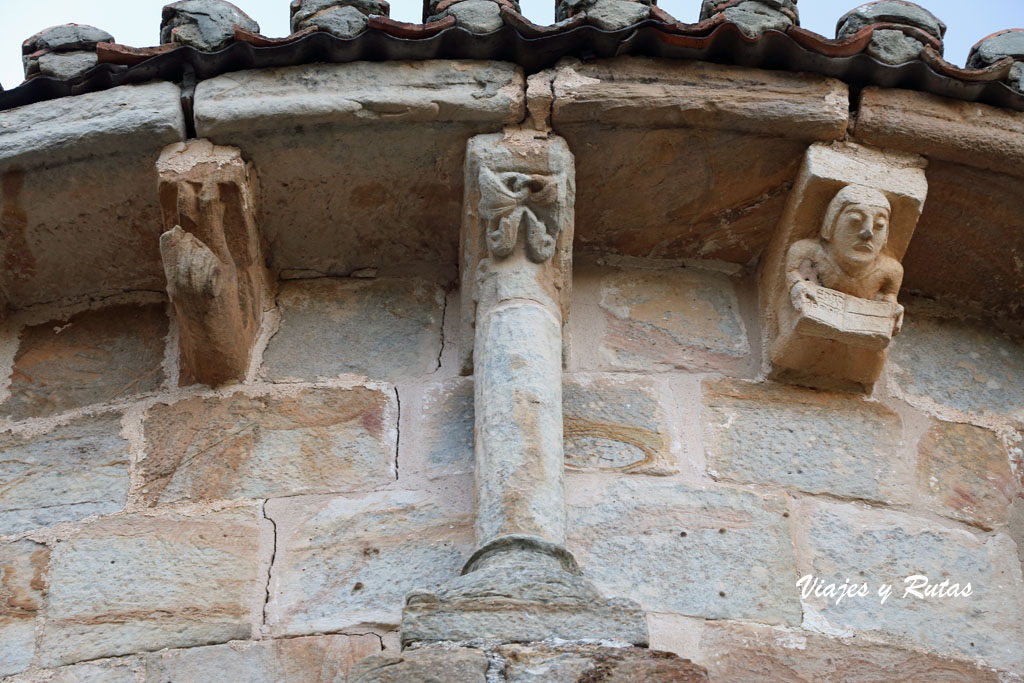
[157,140,268,387]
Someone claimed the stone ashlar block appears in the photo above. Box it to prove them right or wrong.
[265,489,473,636]
[414,374,676,478]
[696,620,1007,682]
[0,83,186,309]
[140,386,396,505]
[191,61,523,277]
[350,646,488,683]
[500,642,708,682]
[3,304,167,421]
[917,420,1015,531]
[567,476,801,625]
[888,308,1024,426]
[144,634,382,682]
[39,508,263,667]
[703,378,908,503]
[264,278,444,381]
[594,267,750,373]
[0,539,49,677]
[552,57,848,140]
[564,374,676,473]
[794,498,1024,671]
[1,414,131,535]
[418,378,474,479]
[4,658,140,682]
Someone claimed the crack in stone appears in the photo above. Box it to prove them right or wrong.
[261,500,277,629]
[434,288,450,374]
[393,387,401,481]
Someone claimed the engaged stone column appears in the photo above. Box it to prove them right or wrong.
[400,129,646,647]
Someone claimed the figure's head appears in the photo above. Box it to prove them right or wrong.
[821,185,891,270]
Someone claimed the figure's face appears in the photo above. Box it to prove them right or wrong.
[829,202,890,266]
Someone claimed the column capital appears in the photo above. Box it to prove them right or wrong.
[458,130,575,375]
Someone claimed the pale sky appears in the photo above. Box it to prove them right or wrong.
[2,0,1022,90]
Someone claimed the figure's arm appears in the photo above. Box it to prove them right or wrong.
[784,240,818,287]
[785,241,820,309]
[877,259,905,334]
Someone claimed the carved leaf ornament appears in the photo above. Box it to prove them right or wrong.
[478,167,560,263]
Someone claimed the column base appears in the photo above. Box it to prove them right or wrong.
[351,641,709,682]
[400,535,648,647]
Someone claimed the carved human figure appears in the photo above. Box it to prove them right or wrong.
[785,184,904,334]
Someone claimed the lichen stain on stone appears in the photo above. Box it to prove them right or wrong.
[1,168,35,282]
[564,416,659,471]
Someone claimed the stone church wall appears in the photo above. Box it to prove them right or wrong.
[1,257,1021,680]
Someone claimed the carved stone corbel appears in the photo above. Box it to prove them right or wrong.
[157,140,268,387]
[759,142,928,392]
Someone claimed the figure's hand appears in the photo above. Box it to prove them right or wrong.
[893,304,905,336]
[790,280,816,310]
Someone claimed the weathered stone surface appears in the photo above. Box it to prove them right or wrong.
[567,476,800,624]
[585,0,650,31]
[500,643,709,682]
[917,420,1014,530]
[444,1,504,33]
[22,25,114,53]
[0,83,186,309]
[968,29,1024,67]
[564,374,675,474]
[566,131,804,264]
[0,540,48,677]
[888,307,1024,425]
[3,304,167,420]
[855,87,1024,178]
[301,5,369,37]
[552,57,848,140]
[473,303,566,544]
[836,0,946,40]
[401,535,648,646]
[291,0,388,29]
[144,634,382,682]
[265,489,473,635]
[6,657,143,682]
[703,378,907,502]
[192,61,522,276]
[160,0,259,51]
[264,278,443,381]
[697,620,1006,682]
[194,60,523,133]
[35,52,99,80]
[140,386,395,505]
[901,162,1024,322]
[794,499,1024,671]
[415,375,676,478]
[0,414,130,535]
[157,140,268,388]
[594,267,749,373]
[705,1,795,38]
[39,509,262,666]
[418,379,474,479]
[350,646,487,683]
[0,83,184,171]
[866,30,926,65]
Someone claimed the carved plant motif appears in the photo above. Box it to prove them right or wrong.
[478,167,560,263]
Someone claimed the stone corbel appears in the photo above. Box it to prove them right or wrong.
[759,142,928,393]
[157,140,268,387]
